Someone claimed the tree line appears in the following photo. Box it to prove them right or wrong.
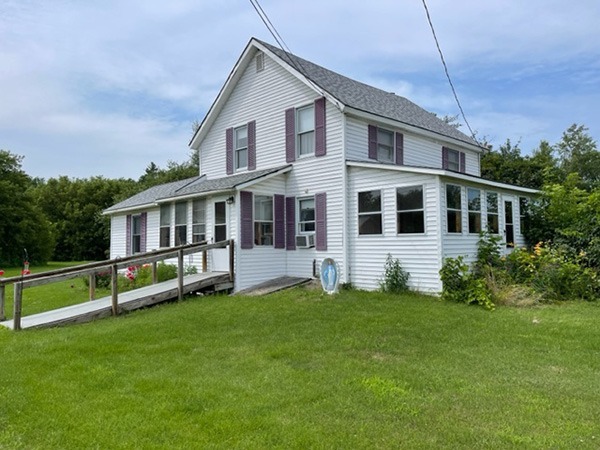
[1,123,599,269]
[0,150,198,266]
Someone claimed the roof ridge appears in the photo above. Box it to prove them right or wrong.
[254,38,479,148]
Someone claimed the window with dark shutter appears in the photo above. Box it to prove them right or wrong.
[442,146,464,172]
[368,125,402,164]
[140,212,147,253]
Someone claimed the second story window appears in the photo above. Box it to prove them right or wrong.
[442,147,465,173]
[235,125,248,170]
[368,125,403,164]
[377,129,394,163]
[297,105,315,156]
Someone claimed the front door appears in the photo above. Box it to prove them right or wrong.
[212,201,229,271]
[504,200,514,248]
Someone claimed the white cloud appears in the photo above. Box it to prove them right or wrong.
[0,0,599,178]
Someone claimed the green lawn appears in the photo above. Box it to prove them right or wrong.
[1,262,105,318]
[0,286,599,449]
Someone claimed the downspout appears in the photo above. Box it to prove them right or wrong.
[341,113,350,285]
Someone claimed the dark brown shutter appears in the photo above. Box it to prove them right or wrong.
[248,120,256,170]
[460,152,466,173]
[286,196,296,250]
[368,125,378,160]
[240,191,253,249]
[285,108,296,163]
[126,214,132,256]
[315,192,327,251]
[442,146,449,170]
[395,132,404,165]
[315,97,326,157]
[274,194,285,249]
[140,212,147,253]
[226,127,234,175]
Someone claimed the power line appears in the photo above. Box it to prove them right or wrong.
[248,0,329,101]
[421,0,478,143]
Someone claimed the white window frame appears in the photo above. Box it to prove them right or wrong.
[296,104,315,157]
[175,201,188,246]
[159,204,171,248]
[254,194,274,246]
[446,184,462,234]
[297,197,315,234]
[396,185,425,234]
[377,128,394,163]
[358,190,382,235]
[234,125,248,171]
[486,192,499,234]
[131,214,142,254]
[447,148,460,172]
[519,197,528,235]
[467,188,481,234]
[192,199,206,243]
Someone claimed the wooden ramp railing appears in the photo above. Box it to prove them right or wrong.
[0,239,234,331]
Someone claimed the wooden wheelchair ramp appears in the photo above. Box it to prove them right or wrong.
[0,272,231,330]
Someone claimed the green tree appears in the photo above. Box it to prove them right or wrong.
[554,124,600,189]
[32,176,136,261]
[0,150,54,265]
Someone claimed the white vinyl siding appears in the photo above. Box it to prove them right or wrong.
[348,166,442,293]
[345,116,480,176]
[200,52,321,178]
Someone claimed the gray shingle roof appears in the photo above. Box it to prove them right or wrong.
[104,165,290,214]
[161,165,290,198]
[258,39,479,148]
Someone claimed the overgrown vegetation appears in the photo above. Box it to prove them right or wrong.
[441,232,600,309]
[379,254,410,294]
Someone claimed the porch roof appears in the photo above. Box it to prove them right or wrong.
[103,165,291,215]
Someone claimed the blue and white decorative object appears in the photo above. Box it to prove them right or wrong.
[320,258,339,294]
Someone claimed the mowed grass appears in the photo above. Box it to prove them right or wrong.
[1,262,106,318]
[1,285,599,449]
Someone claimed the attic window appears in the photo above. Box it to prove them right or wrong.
[256,52,264,72]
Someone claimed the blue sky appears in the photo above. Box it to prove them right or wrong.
[1,0,599,179]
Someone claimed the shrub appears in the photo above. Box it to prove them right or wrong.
[379,254,410,294]
[474,231,503,278]
[440,256,494,310]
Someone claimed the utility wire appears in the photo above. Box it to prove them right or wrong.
[248,0,330,101]
[421,0,478,143]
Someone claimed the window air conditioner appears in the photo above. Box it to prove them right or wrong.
[295,234,315,249]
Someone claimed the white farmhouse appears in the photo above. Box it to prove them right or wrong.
[104,38,536,293]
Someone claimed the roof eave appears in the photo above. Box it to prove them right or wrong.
[344,107,484,153]
[346,160,539,194]
[102,202,158,216]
